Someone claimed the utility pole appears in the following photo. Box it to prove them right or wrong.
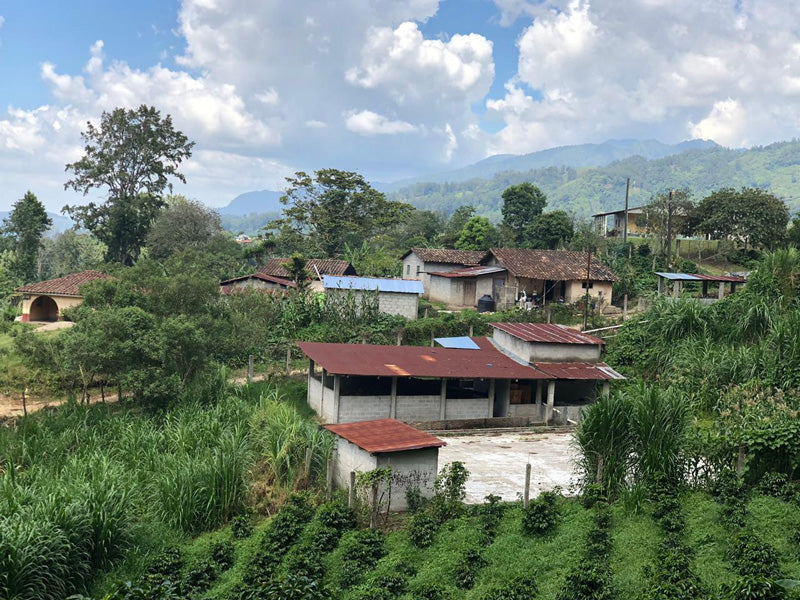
[623,177,630,245]
[583,249,592,330]
[666,190,673,271]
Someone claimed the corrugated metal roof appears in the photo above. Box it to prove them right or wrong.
[434,336,481,349]
[220,273,296,287]
[488,248,619,282]
[535,362,625,380]
[491,322,605,345]
[16,270,111,297]
[325,419,446,453]
[297,338,549,379]
[323,276,424,294]
[404,248,488,265]
[591,206,646,218]
[428,265,507,279]
[656,272,747,283]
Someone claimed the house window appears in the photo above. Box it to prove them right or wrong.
[406,264,410,275]
[581,281,594,289]
[416,265,421,275]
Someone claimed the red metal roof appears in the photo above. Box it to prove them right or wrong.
[297,337,549,379]
[16,270,110,296]
[491,322,605,345]
[325,419,446,453]
[693,274,747,283]
[534,362,625,380]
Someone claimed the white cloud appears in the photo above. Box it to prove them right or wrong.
[345,110,418,136]
[487,0,800,155]
[304,119,327,129]
[0,15,5,28]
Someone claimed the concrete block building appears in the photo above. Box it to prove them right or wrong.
[16,270,110,322]
[323,276,424,320]
[401,248,488,295]
[324,418,445,511]
[298,324,623,428]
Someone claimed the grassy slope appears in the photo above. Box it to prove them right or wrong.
[147,491,800,600]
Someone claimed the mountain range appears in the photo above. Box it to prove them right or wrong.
[218,138,800,222]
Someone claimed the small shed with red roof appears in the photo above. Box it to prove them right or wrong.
[324,418,445,511]
[15,270,110,322]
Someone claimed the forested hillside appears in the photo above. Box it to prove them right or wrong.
[390,140,800,221]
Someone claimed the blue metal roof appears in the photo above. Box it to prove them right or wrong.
[655,272,702,281]
[323,275,424,294]
[434,336,481,350]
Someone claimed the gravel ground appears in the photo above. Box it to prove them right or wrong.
[436,431,579,503]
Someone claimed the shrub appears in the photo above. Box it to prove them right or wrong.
[729,533,782,579]
[431,462,470,522]
[453,548,487,589]
[337,529,386,588]
[231,514,253,540]
[758,472,793,500]
[481,574,538,600]
[521,490,560,536]
[477,494,506,541]
[210,540,235,572]
[719,576,787,600]
[408,581,452,600]
[248,573,330,600]
[408,511,439,548]
[556,563,616,600]
[406,486,426,514]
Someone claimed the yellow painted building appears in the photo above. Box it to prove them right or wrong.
[16,270,110,322]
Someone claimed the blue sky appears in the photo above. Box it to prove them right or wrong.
[1,0,799,211]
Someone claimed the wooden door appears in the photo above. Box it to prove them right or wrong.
[463,279,477,306]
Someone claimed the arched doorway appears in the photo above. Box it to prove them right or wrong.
[29,296,59,322]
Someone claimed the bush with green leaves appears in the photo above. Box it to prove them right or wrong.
[481,574,539,600]
[453,548,487,589]
[408,511,439,548]
[521,490,561,536]
[336,529,386,588]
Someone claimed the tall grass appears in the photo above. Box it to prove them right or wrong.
[0,380,313,600]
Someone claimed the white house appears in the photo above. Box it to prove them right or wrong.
[401,248,488,295]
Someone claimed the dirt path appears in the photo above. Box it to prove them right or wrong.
[0,390,118,418]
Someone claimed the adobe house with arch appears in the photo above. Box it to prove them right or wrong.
[15,270,110,322]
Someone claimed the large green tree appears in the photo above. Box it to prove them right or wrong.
[38,230,106,280]
[526,210,574,249]
[146,196,227,261]
[455,216,498,250]
[3,191,52,282]
[63,105,195,265]
[637,189,695,261]
[440,205,476,247]
[501,183,547,246]
[271,169,412,257]
[695,187,790,249]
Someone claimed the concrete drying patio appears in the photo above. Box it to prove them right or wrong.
[436,431,579,504]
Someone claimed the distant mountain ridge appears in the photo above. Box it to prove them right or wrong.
[388,140,800,221]
[377,138,719,192]
[219,190,284,216]
[0,212,73,234]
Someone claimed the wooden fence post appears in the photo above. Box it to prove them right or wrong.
[247,354,254,384]
[523,463,531,508]
[286,347,292,374]
[22,387,27,417]
[304,447,312,479]
[370,482,379,528]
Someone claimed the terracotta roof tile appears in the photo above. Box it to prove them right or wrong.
[406,248,488,266]
[16,270,110,296]
[324,419,446,453]
[487,248,618,282]
[258,258,355,278]
[220,273,296,287]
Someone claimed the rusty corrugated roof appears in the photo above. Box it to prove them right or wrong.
[258,258,356,278]
[16,270,111,297]
[325,419,446,453]
[487,248,618,282]
[655,272,746,283]
[220,273,296,287]
[405,248,488,266]
[535,362,625,380]
[491,322,605,345]
[297,337,549,379]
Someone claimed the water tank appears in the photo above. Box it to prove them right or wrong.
[477,294,496,313]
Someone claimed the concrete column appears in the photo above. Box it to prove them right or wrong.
[718,282,725,300]
[546,381,555,425]
[658,276,663,295]
[487,379,496,418]
[320,368,326,417]
[602,381,610,396]
[390,377,398,419]
[439,378,448,420]
[333,375,341,423]
[623,294,628,319]
[673,280,680,299]
[535,380,543,405]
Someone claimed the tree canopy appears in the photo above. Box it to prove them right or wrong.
[146,196,228,261]
[270,169,412,258]
[63,105,194,265]
[455,216,498,250]
[501,183,547,245]
[526,210,574,250]
[694,187,789,249]
[2,191,51,282]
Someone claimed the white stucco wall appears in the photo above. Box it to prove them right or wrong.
[333,438,378,491]
[565,280,614,304]
[308,373,337,422]
[376,448,439,512]
[401,252,464,295]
